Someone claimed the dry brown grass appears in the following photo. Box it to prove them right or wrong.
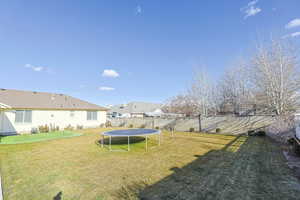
[0,128,299,200]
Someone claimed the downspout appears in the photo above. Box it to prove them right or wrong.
[0,108,3,200]
[0,172,3,200]
[0,103,11,135]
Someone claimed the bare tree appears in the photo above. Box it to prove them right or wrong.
[188,68,212,116]
[166,39,300,117]
[251,40,300,115]
[162,94,200,116]
[218,61,253,114]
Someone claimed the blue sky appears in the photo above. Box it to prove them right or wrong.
[1,0,300,106]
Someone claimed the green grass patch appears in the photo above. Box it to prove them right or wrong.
[0,131,82,144]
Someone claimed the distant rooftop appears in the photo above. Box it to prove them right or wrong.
[109,101,162,114]
[0,89,108,111]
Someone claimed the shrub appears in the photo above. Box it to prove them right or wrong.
[216,128,221,133]
[287,137,295,145]
[248,130,255,136]
[119,122,126,127]
[31,128,38,134]
[140,124,146,128]
[49,124,56,132]
[64,124,74,131]
[155,126,160,130]
[129,124,134,128]
[105,121,112,127]
[189,127,195,132]
[76,125,83,130]
[256,130,266,136]
[248,130,266,137]
[38,125,49,133]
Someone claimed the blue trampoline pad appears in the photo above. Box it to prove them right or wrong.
[102,129,161,137]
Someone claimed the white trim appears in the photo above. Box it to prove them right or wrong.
[0,102,11,109]
[0,173,3,200]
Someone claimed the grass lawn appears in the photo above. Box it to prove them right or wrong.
[0,131,82,144]
[0,128,300,200]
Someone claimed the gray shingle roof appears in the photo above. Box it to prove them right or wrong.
[0,89,108,111]
[109,102,162,114]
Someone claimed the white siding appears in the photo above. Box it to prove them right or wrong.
[0,110,106,135]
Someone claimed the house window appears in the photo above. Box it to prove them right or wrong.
[15,110,32,123]
[70,111,75,117]
[87,111,97,120]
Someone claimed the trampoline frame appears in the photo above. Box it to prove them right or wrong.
[101,129,161,151]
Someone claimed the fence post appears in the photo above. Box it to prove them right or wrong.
[198,114,202,132]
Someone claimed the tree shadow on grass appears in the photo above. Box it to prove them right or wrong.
[115,135,300,200]
[53,191,62,200]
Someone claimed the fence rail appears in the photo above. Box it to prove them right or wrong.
[109,115,275,135]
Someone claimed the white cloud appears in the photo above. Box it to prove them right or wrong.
[98,86,115,91]
[285,19,300,29]
[136,5,142,15]
[282,32,300,39]
[248,0,258,6]
[241,0,262,19]
[24,64,44,72]
[102,69,119,78]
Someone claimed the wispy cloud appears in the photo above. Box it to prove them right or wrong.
[98,86,115,91]
[102,69,119,78]
[241,0,262,19]
[24,64,44,72]
[282,32,300,39]
[136,5,142,15]
[285,19,300,29]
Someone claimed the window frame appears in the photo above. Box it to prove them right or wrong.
[87,111,98,121]
[15,110,32,124]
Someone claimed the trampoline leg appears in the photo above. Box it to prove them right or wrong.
[109,136,112,151]
[128,136,130,151]
[159,133,161,146]
[101,135,104,148]
[146,136,148,151]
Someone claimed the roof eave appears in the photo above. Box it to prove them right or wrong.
[4,107,108,111]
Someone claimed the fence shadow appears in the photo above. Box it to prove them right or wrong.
[114,134,299,200]
[114,135,248,200]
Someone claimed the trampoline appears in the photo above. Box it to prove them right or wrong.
[101,129,161,151]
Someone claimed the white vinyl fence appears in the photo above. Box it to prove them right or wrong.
[110,116,274,135]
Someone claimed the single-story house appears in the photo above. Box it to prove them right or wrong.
[108,102,162,118]
[0,89,108,135]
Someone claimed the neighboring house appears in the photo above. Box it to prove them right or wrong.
[0,89,108,135]
[144,108,164,117]
[108,102,162,118]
